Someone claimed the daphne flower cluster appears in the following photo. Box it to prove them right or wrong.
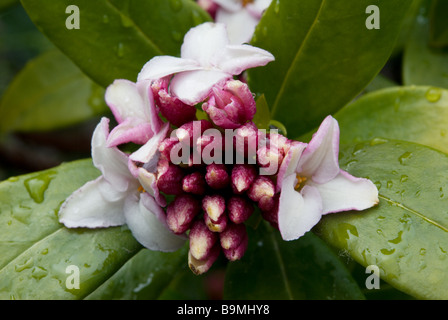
[58,22,378,275]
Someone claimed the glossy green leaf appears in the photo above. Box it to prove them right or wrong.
[253,94,271,130]
[0,159,187,299]
[224,223,364,300]
[248,0,412,138]
[318,140,448,300]
[0,49,107,134]
[335,86,448,153]
[429,0,448,48]
[86,246,189,300]
[403,0,448,89]
[20,0,211,87]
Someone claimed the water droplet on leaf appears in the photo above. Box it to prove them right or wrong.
[425,87,442,103]
[169,0,183,12]
[398,152,412,165]
[24,172,55,204]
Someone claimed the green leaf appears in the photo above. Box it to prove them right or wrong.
[335,86,448,153]
[86,246,189,300]
[429,0,448,48]
[20,0,211,87]
[403,0,448,89]
[318,140,448,300]
[0,49,107,134]
[0,159,186,299]
[253,94,271,130]
[0,0,19,12]
[248,0,412,138]
[224,223,365,300]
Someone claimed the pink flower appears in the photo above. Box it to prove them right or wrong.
[277,116,379,241]
[58,118,185,252]
[105,79,162,147]
[137,22,274,106]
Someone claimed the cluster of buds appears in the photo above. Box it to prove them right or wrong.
[151,80,293,274]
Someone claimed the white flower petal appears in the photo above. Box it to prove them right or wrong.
[298,115,340,184]
[278,174,323,241]
[105,80,146,123]
[215,8,258,44]
[181,22,229,66]
[59,177,126,228]
[124,193,186,252]
[92,118,133,192]
[275,141,306,192]
[170,69,230,105]
[217,44,275,74]
[309,170,379,215]
[130,122,169,164]
[137,56,201,81]
[247,0,272,18]
[213,0,242,12]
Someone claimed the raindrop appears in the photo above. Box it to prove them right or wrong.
[15,257,34,272]
[102,14,109,24]
[117,43,125,58]
[400,175,409,183]
[31,266,48,280]
[380,248,395,255]
[425,87,442,103]
[398,152,412,165]
[171,30,183,42]
[374,181,382,190]
[274,0,280,14]
[24,172,56,204]
[386,181,393,189]
[169,0,183,12]
[120,14,133,28]
[191,10,203,26]
[370,137,388,146]
[88,85,105,114]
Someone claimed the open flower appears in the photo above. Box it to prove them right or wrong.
[277,116,379,241]
[58,117,185,252]
[137,22,274,105]
[211,0,272,44]
[105,79,162,147]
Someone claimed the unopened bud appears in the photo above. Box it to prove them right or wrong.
[220,223,247,250]
[223,232,248,262]
[204,212,228,233]
[202,194,226,222]
[151,78,196,127]
[182,171,206,195]
[202,80,256,129]
[232,122,258,161]
[231,164,257,194]
[176,120,214,146]
[205,164,230,189]
[156,158,184,195]
[257,145,284,176]
[189,220,219,261]
[261,194,279,229]
[188,243,221,275]
[159,137,179,161]
[166,194,201,235]
[227,196,254,224]
[247,176,275,202]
